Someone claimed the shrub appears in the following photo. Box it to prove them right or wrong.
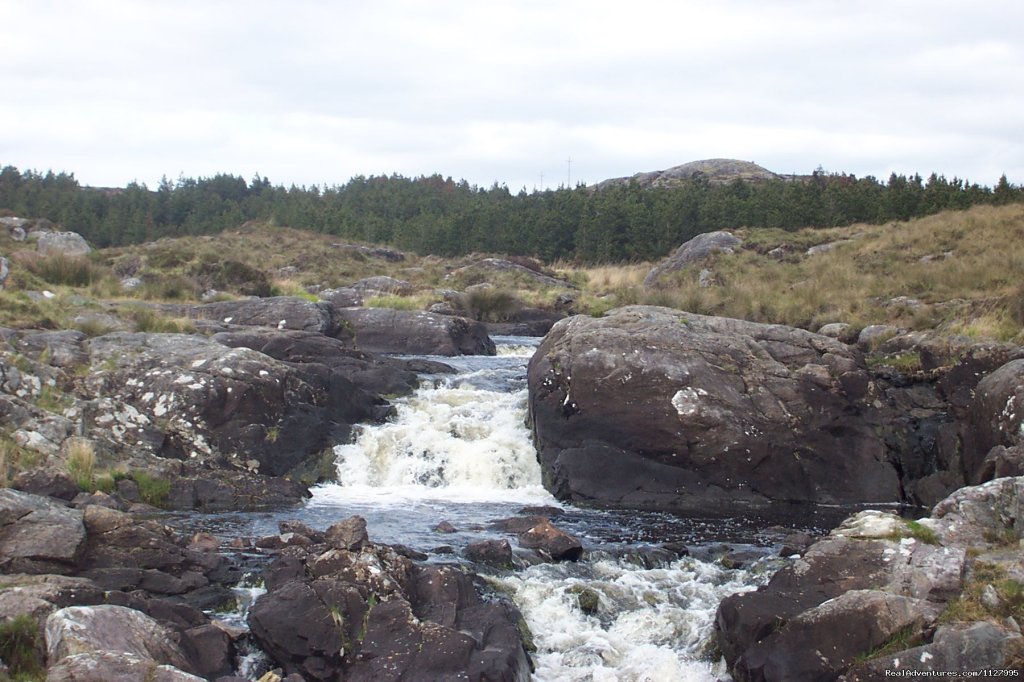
[463,288,522,322]
[20,252,98,287]
[125,307,196,334]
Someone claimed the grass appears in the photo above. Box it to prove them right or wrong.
[364,293,434,311]
[941,562,1024,624]
[16,251,99,288]
[561,204,1024,341]
[34,383,70,413]
[131,471,171,507]
[65,438,97,490]
[0,615,44,681]
[853,623,925,664]
[122,306,196,334]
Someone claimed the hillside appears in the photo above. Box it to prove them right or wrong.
[592,158,789,190]
[1,203,1022,346]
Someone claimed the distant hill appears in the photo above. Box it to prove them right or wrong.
[593,158,797,190]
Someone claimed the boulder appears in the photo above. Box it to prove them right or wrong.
[718,478,1024,681]
[249,535,531,681]
[516,518,582,561]
[0,255,9,288]
[349,275,414,297]
[333,307,496,356]
[0,489,86,574]
[528,306,899,511]
[45,604,193,671]
[34,231,91,257]
[46,651,205,682]
[643,231,741,289]
[324,515,368,551]
[843,622,1024,680]
[447,258,574,289]
[181,296,341,336]
[465,539,514,567]
[80,332,378,476]
[962,358,1024,483]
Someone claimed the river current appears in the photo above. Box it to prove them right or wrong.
[172,336,850,681]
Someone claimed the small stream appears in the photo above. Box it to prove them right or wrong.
[171,336,853,681]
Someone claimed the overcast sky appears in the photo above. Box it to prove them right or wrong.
[2,0,1022,192]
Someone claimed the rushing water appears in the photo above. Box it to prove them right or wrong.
[174,336,848,681]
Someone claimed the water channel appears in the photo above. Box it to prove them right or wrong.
[172,336,853,681]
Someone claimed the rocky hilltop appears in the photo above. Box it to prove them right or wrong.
[593,158,788,190]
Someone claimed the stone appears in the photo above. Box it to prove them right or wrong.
[46,651,205,682]
[332,307,495,356]
[856,324,903,350]
[465,539,514,567]
[0,256,9,288]
[0,489,86,573]
[446,258,574,289]
[528,306,900,512]
[182,296,340,336]
[348,275,414,297]
[643,231,742,289]
[35,231,91,257]
[324,515,368,551]
[516,518,582,561]
[45,604,193,671]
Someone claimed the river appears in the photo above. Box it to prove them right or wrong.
[173,336,850,681]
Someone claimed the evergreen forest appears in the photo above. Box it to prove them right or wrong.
[1,164,1020,263]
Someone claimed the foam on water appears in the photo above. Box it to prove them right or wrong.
[492,556,762,681]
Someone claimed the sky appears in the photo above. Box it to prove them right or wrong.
[2,0,1022,192]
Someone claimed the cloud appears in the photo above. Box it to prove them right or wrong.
[1,0,1022,190]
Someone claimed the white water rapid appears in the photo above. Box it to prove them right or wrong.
[310,337,770,681]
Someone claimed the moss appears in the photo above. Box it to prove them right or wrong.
[903,520,940,545]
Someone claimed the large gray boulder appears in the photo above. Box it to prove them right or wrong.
[46,651,205,682]
[333,307,495,356]
[0,489,86,574]
[34,231,91,257]
[527,306,898,511]
[643,231,742,288]
[349,275,414,297]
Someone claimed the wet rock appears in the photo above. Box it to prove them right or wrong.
[434,520,458,533]
[517,518,582,561]
[465,539,514,567]
[332,307,496,356]
[324,515,369,551]
[643,231,742,289]
[179,622,234,679]
[249,538,531,681]
[528,306,900,512]
[778,532,814,557]
[0,489,86,574]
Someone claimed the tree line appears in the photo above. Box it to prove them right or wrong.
[1,164,1020,263]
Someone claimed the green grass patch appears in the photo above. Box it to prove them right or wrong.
[0,614,45,680]
[131,471,171,507]
[903,520,940,545]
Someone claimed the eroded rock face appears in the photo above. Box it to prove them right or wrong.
[528,306,899,511]
[963,358,1024,483]
[333,307,496,356]
[643,231,741,289]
